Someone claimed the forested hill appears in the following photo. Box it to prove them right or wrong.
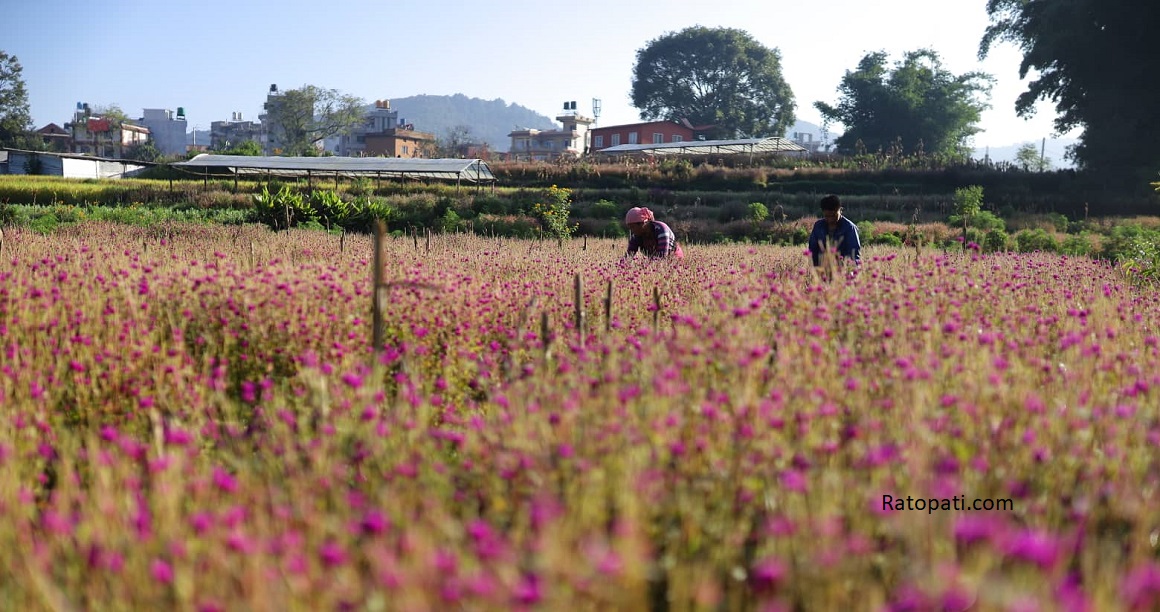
[386,94,557,152]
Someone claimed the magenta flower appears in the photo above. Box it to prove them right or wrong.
[319,541,346,568]
[151,559,174,584]
[211,467,238,494]
[1004,529,1061,570]
[513,573,542,605]
[750,556,787,591]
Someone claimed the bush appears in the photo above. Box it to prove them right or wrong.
[869,232,903,247]
[589,199,621,220]
[983,229,1009,253]
[1014,228,1059,253]
[948,209,1006,232]
[472,195,510,216]
[746,202,769,224]
[1060,232,1095,257]
[531,185,577,239]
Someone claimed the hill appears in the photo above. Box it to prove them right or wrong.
[385,94,557,153]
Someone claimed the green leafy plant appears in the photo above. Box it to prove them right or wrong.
[531,184,577,240]
[746,202,769,224]
[952,185,984,247]
[253,184,315,230]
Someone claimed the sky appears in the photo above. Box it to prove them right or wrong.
[3,0,1078,152]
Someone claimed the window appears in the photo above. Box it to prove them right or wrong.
[628,132,638,144]
[653,133,664,144]
[403,145,409,155]
[594,135,603,148]
[672,135,683,143]
[611,134,621,146]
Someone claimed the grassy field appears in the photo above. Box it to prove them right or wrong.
[0,222,1158,610]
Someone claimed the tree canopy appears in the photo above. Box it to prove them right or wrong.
[815,49,993,159]
[980,0,1160,183]
[0,50,34,148]
[631,27,795,139]
[264,85,365,156]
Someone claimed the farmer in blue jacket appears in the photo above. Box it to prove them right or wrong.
[808,194,861,267]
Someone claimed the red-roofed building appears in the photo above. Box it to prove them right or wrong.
[589,119,714,154]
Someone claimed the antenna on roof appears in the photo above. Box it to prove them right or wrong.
[592,98,602,128]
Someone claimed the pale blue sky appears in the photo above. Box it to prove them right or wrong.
[3,0,1075,149]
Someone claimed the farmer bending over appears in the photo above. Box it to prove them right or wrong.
[625,207,684,259]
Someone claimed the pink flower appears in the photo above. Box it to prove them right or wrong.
[212,467,237,494]
[151,559,174,584]
[319,541,346,568]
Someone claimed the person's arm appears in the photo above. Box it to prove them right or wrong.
[626,234,641,257]
[844,221,862,263]
[807,222,825,266]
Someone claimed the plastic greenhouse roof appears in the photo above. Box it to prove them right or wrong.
[174,155,496,183]
[595,137,805,156]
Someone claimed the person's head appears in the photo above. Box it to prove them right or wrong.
[625,207,654,237]
[820,194,842,226]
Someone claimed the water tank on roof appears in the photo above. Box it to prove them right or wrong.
[177,107,185,119]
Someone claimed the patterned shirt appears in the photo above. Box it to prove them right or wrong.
[808,217,861,265]
[627,220,682,258]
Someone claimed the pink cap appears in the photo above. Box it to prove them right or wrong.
[625,207,654,224]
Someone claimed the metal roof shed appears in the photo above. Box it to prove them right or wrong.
[173,154,497,191]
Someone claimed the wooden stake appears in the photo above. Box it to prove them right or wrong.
[340,230,346,254]
[541,311,551,360]
[425,228,431,254]
[574,273,585,349]
[372,220,386,359]
[653,286,661,332]
[604,279,613,332]
[250,241,256,268]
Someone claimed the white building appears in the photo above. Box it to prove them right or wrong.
[138,108,188,157]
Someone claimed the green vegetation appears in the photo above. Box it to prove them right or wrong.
[816,49,993,159]
[631,26,794,139]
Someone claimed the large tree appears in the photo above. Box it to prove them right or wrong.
[0,50,34,148]
[265,85,365,156]
[980,0,1160,184]
[631,27,794,139]
[815,49,993,159]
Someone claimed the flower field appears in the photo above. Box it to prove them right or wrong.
[1,222,1158,611]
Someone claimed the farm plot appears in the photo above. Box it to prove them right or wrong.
[0,223,1157,611]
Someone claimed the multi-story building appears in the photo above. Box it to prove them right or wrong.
[588,119,711,154]
[138,108,188,157]
[363,126,436,158]
[507,101,594,161]
[210,113,264,151]
[67,104,150,158]
[258,84,289,155]
[330,99,399,156]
